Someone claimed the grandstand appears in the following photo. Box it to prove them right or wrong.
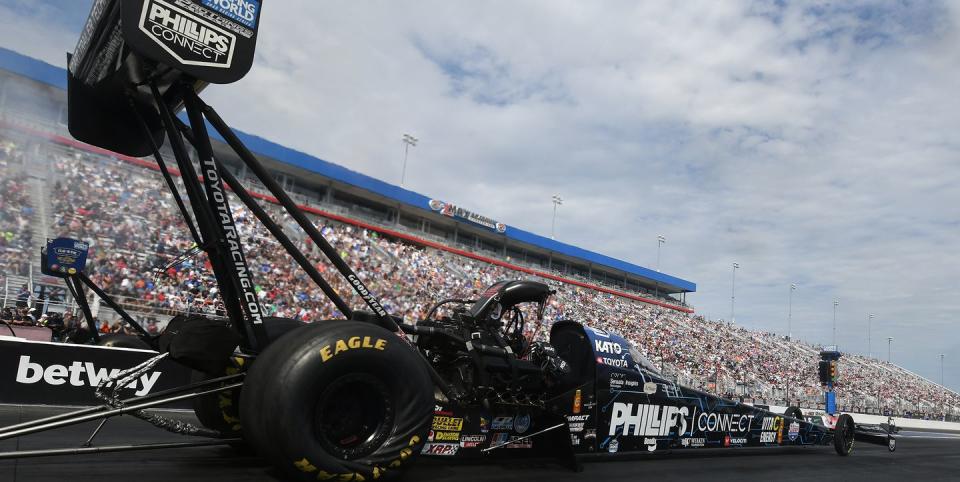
[0,48,957,421]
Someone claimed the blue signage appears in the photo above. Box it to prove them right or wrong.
[201,0,261,29]
[45,238,89,276]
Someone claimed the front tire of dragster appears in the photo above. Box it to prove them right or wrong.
[833,413,855,456]
[241,321,434,481]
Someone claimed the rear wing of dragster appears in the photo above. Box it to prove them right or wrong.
[68,0,261,157]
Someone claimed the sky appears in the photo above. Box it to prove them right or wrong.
[0,0,958,391]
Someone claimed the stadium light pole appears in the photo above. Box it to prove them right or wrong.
[787,283,796,340]
[654,235,666,300]
[730,262,739,324]
[832,299,839,347]
[867,313,874,358]
[550,195,563,239]
[941,354,946,384]
[656,235,666,272]
[887,337,893,363]
[400,133,418,187]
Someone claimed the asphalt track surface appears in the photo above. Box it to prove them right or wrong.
[2,405,959,481]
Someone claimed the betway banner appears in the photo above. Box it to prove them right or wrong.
[0,337,192,407]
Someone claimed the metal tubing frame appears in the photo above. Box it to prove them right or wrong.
[176,91,462,400]
[0,381,243,441]
[0,439,242,460]
[67,275,100,343]
[182,89,268,346]
[191,91,399,332]
[170,118,354,318]
[75,272,151,339]
[0,373,244,439]
[148,80,266,350]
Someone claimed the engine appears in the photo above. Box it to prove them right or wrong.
[415,280,568,407]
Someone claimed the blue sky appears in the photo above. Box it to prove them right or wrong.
[1,0,958,391]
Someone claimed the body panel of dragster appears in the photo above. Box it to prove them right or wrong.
[421,321,838,459]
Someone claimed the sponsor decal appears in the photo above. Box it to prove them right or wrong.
[572,389,582,414]
[643,382,658,395]
[428,430,460,442]
[608,403,689,437]
[788,422,800,442]
[139,0,236,68]
[760,432,777,443]
[570,434,581,446]
[729,437,747,445]
[609,373,640,390]
[421,443,459,456]
[594,340,623,354]
[15,355,161,397]
[644,438,657,452]
[491,432,509,446]
[432,416,464,432]
[194,142,262,325]
[200,0,259,28]
[479,416,489,433]
[172,0,254,38]
[760,416,783,431]
[681,437,706,447]
[505,436,532,449]
[694,412,755,433]
[45,238,88,276]
[724,435,730,447]
[566,414,589,433]
[319,336,387,362]
[607,438,619,453]
[514,414,531,434]
[597,356,629,368]
[346,274,389,317]
[491,416,513,431]
[433,406,454,416]
[429,199,507,233]
[460,434,486,448]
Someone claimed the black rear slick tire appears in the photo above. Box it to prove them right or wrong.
[241,321,433,481]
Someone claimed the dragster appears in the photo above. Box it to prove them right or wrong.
[0,1,896,480]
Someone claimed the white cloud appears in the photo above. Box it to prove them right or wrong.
[1,0,958,389]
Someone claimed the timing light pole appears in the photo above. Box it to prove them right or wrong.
[550,195,563,239]
[788,283,796,339]
[867,313,874,358]
[730,262,739,324]
[887,337,894,363]
[400,133,418,187]
[832,299,839,347]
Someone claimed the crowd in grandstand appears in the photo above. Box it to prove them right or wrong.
[1,128,958,420]
[0,136,34,277]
